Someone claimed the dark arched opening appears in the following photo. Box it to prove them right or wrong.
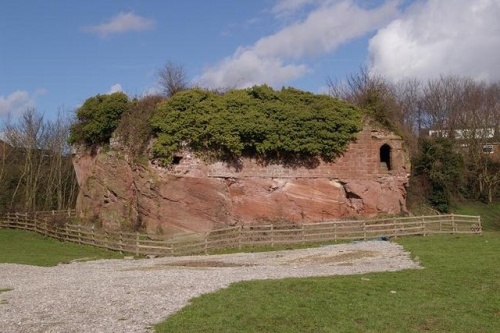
[380,144,392,171]
[172,155,183,165]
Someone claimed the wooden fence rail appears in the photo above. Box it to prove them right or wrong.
[0,211,482,256]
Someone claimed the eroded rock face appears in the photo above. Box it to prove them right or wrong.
[73,125,410,235]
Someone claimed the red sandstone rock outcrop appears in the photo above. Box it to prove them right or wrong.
[73,124,410,235]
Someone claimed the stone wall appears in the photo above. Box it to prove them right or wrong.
[160,125,409,180]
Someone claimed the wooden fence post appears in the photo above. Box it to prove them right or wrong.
[270,224,274,247]
[451,214,456,234]
[57,221,62,239]
[363,221,367,240]
[104,231,109,249]
[119,232,123,253]
[135,232,139,256]
[301,224,305,244]
[334,223,337,242]
[78,225,82,244]
[238,225,242,250]
[30,213,38,232]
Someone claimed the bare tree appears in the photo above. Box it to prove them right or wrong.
[1,108,78,212]
[394,78,423,136]
[458,80,500,202]
[3,109,46,211]
[42,111,78,210]
[327,67,403,137]
[420,76,465,131]
[158,61,189,97]
[115,94,165,161]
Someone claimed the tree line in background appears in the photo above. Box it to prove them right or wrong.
[0,109,78,213]
[328,68,500,210]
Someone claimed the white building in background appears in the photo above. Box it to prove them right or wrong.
[426,126,499,160]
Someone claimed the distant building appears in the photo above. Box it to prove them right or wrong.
[424,126,499,161]
[427,127,495,139]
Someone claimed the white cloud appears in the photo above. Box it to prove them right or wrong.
[81,12,155,38]
[107,83,124,94]
[197,0,400,90]
[368,0,500,82]
[271,0,321,16]
[34,88,49,96]
[0,90,34,117]
[199,52,308,89]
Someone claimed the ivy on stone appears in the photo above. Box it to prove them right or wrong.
[150,85,362,165]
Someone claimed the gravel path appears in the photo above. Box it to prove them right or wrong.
[0,240,420,333]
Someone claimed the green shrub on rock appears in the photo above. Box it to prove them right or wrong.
[69,92,130,146]
[150,85,362,165]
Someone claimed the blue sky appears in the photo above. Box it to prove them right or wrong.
[1,0,499,121]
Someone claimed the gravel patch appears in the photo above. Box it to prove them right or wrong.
[0,240,421,333]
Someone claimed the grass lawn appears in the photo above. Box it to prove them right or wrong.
[155,233,500,333]
[0,228,125,266]
[453,201,500,231]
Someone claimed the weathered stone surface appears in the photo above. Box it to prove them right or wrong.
[73,124,410,235]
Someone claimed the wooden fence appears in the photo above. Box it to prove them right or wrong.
[0,211,481,256]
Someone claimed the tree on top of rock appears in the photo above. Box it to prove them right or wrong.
[69,92,130,146]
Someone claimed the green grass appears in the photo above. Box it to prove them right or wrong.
[2,202,498,331]
[453,201,500,231]
[155,233,500,333]
[0,288,11,304]
[0,288,12,294]
[0,228,125,266]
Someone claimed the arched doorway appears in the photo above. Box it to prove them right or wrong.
[380,144,392,171]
